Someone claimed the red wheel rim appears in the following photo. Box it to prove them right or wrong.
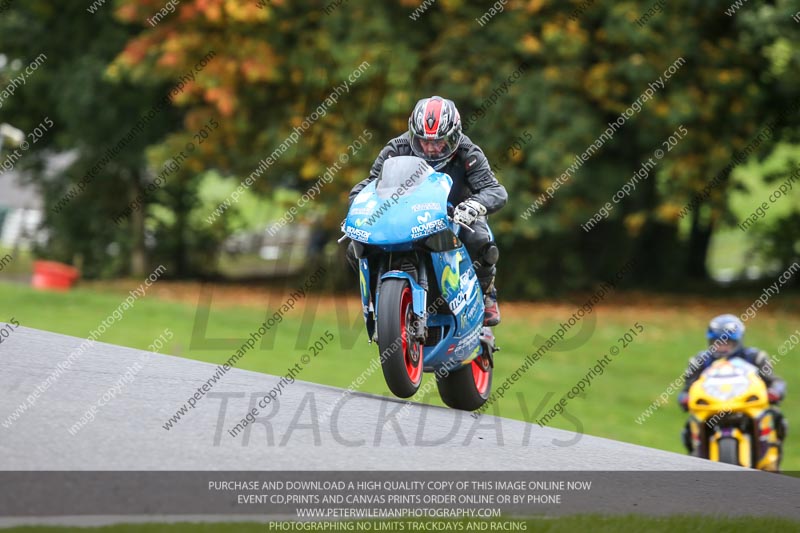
[471,357,490,396]
[399,287,422,385]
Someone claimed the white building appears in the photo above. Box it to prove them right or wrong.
[0,151,76,250]
[0,170,43,250]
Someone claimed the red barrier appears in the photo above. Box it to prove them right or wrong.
[31,261,80,291]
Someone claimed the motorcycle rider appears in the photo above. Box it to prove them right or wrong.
[347,96,507,326]
[678,314,788,466]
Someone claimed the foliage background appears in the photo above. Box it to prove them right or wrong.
[1,0,799,295]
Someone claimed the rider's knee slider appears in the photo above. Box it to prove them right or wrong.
[481,242,499,266]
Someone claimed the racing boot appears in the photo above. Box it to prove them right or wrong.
[483,284,500,326]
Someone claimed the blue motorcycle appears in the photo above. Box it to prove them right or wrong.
[341,156,497,411]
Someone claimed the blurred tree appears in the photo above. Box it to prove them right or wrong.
[4,0,799,292]
[0,0,180,277]
[108,0,800,294]
[446,0,800,290]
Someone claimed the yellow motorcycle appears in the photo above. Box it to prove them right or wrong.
[686,358,782,471]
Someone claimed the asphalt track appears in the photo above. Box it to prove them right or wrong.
[1,325,799,525]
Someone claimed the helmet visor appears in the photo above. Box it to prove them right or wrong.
[708,338,737,357]
[410,131,459,165]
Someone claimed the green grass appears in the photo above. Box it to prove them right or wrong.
[1,282,799,470]
[0,246,34,277]
[3,515,800,532]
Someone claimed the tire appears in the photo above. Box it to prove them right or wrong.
[435,344,493,411]
[377,278,423,398]
[718,438,740,466]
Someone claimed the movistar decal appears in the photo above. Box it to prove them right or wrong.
[441,264,460,297]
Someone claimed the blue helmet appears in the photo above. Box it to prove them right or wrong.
[707,314,744,355]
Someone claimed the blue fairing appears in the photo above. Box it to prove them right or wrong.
[422,248,485,371]
[358,258,374,341]
[345,157,452,250]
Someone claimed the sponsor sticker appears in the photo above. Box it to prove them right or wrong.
[346,226,371,241]
[411,202,442,212]
[454,326,481,354]
[350,200,377,216]
[353,190,372,204]
[410,218,447,238]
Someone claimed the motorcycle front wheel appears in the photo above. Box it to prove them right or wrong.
[718,438,740,466]
[377,278,423,398]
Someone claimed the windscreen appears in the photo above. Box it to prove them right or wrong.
[375,156,434,199]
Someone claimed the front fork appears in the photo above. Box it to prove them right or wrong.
[415,264,428,339]
[754,410,783,471]
[686,415,705,457]
[357,258,374,342]
[364,255,428,344]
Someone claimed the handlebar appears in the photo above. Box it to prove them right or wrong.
[338,219,349,243]
[449,216,475,233]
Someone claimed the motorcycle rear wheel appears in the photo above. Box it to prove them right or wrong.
[377,278,423,398]
[436,345,492,411]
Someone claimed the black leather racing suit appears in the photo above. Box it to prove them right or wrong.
[348,132,507,291]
